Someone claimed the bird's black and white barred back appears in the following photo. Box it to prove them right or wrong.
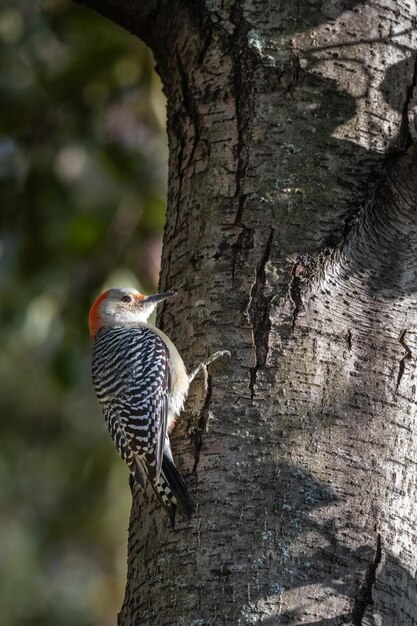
[92,326,169,458]
[92,324,192,525]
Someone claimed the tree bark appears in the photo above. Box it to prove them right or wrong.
[77,1,417,623]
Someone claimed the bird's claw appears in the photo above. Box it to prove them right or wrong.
[203,350,231,367]
[188,349,230,385]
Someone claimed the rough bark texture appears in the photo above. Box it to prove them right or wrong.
[78,1,417,623]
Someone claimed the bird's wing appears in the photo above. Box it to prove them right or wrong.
[93,326,170,485]
[102,406,148,486]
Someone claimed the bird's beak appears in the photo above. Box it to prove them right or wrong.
[143,291,176,304]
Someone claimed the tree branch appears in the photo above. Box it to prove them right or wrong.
[74,0,169,48]
[347,144,417,295]
[313,144,417,303]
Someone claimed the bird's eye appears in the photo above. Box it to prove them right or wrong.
[121,295,132,303]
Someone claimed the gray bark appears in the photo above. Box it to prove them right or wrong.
[77,1,417,624]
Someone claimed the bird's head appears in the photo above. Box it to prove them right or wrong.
[89,287,176,338]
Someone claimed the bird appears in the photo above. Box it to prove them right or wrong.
[89,286,228,527]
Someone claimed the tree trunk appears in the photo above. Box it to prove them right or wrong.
[78,1,417,623]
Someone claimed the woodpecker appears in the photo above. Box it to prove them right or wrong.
[89,286,228,527]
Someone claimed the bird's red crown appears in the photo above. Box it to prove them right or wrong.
[89,290,110,338]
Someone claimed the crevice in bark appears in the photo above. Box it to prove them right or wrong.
[175,49,210,169]
[289,255,309,331]
[196,17,214,66]
[231,225,255,282]
[230,1,256,226]
[396,330,412,391]
[398,53,417,151]
[346,329,352,352]
[283,43,302,94]
[172,137,186,235]
[227,1,258,283]
[352,533,382,626]
[176,51,200,167]
[248,229,274,399]
[192,373,213,475]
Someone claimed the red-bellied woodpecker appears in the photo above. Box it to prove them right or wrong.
[89,286,228,527]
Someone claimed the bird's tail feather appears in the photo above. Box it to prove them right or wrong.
[134,454,193,528]
[161,454,193,521]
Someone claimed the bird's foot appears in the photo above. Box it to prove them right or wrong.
[188,350,231,387]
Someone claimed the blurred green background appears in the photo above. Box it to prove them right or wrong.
[0,1,167,624]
